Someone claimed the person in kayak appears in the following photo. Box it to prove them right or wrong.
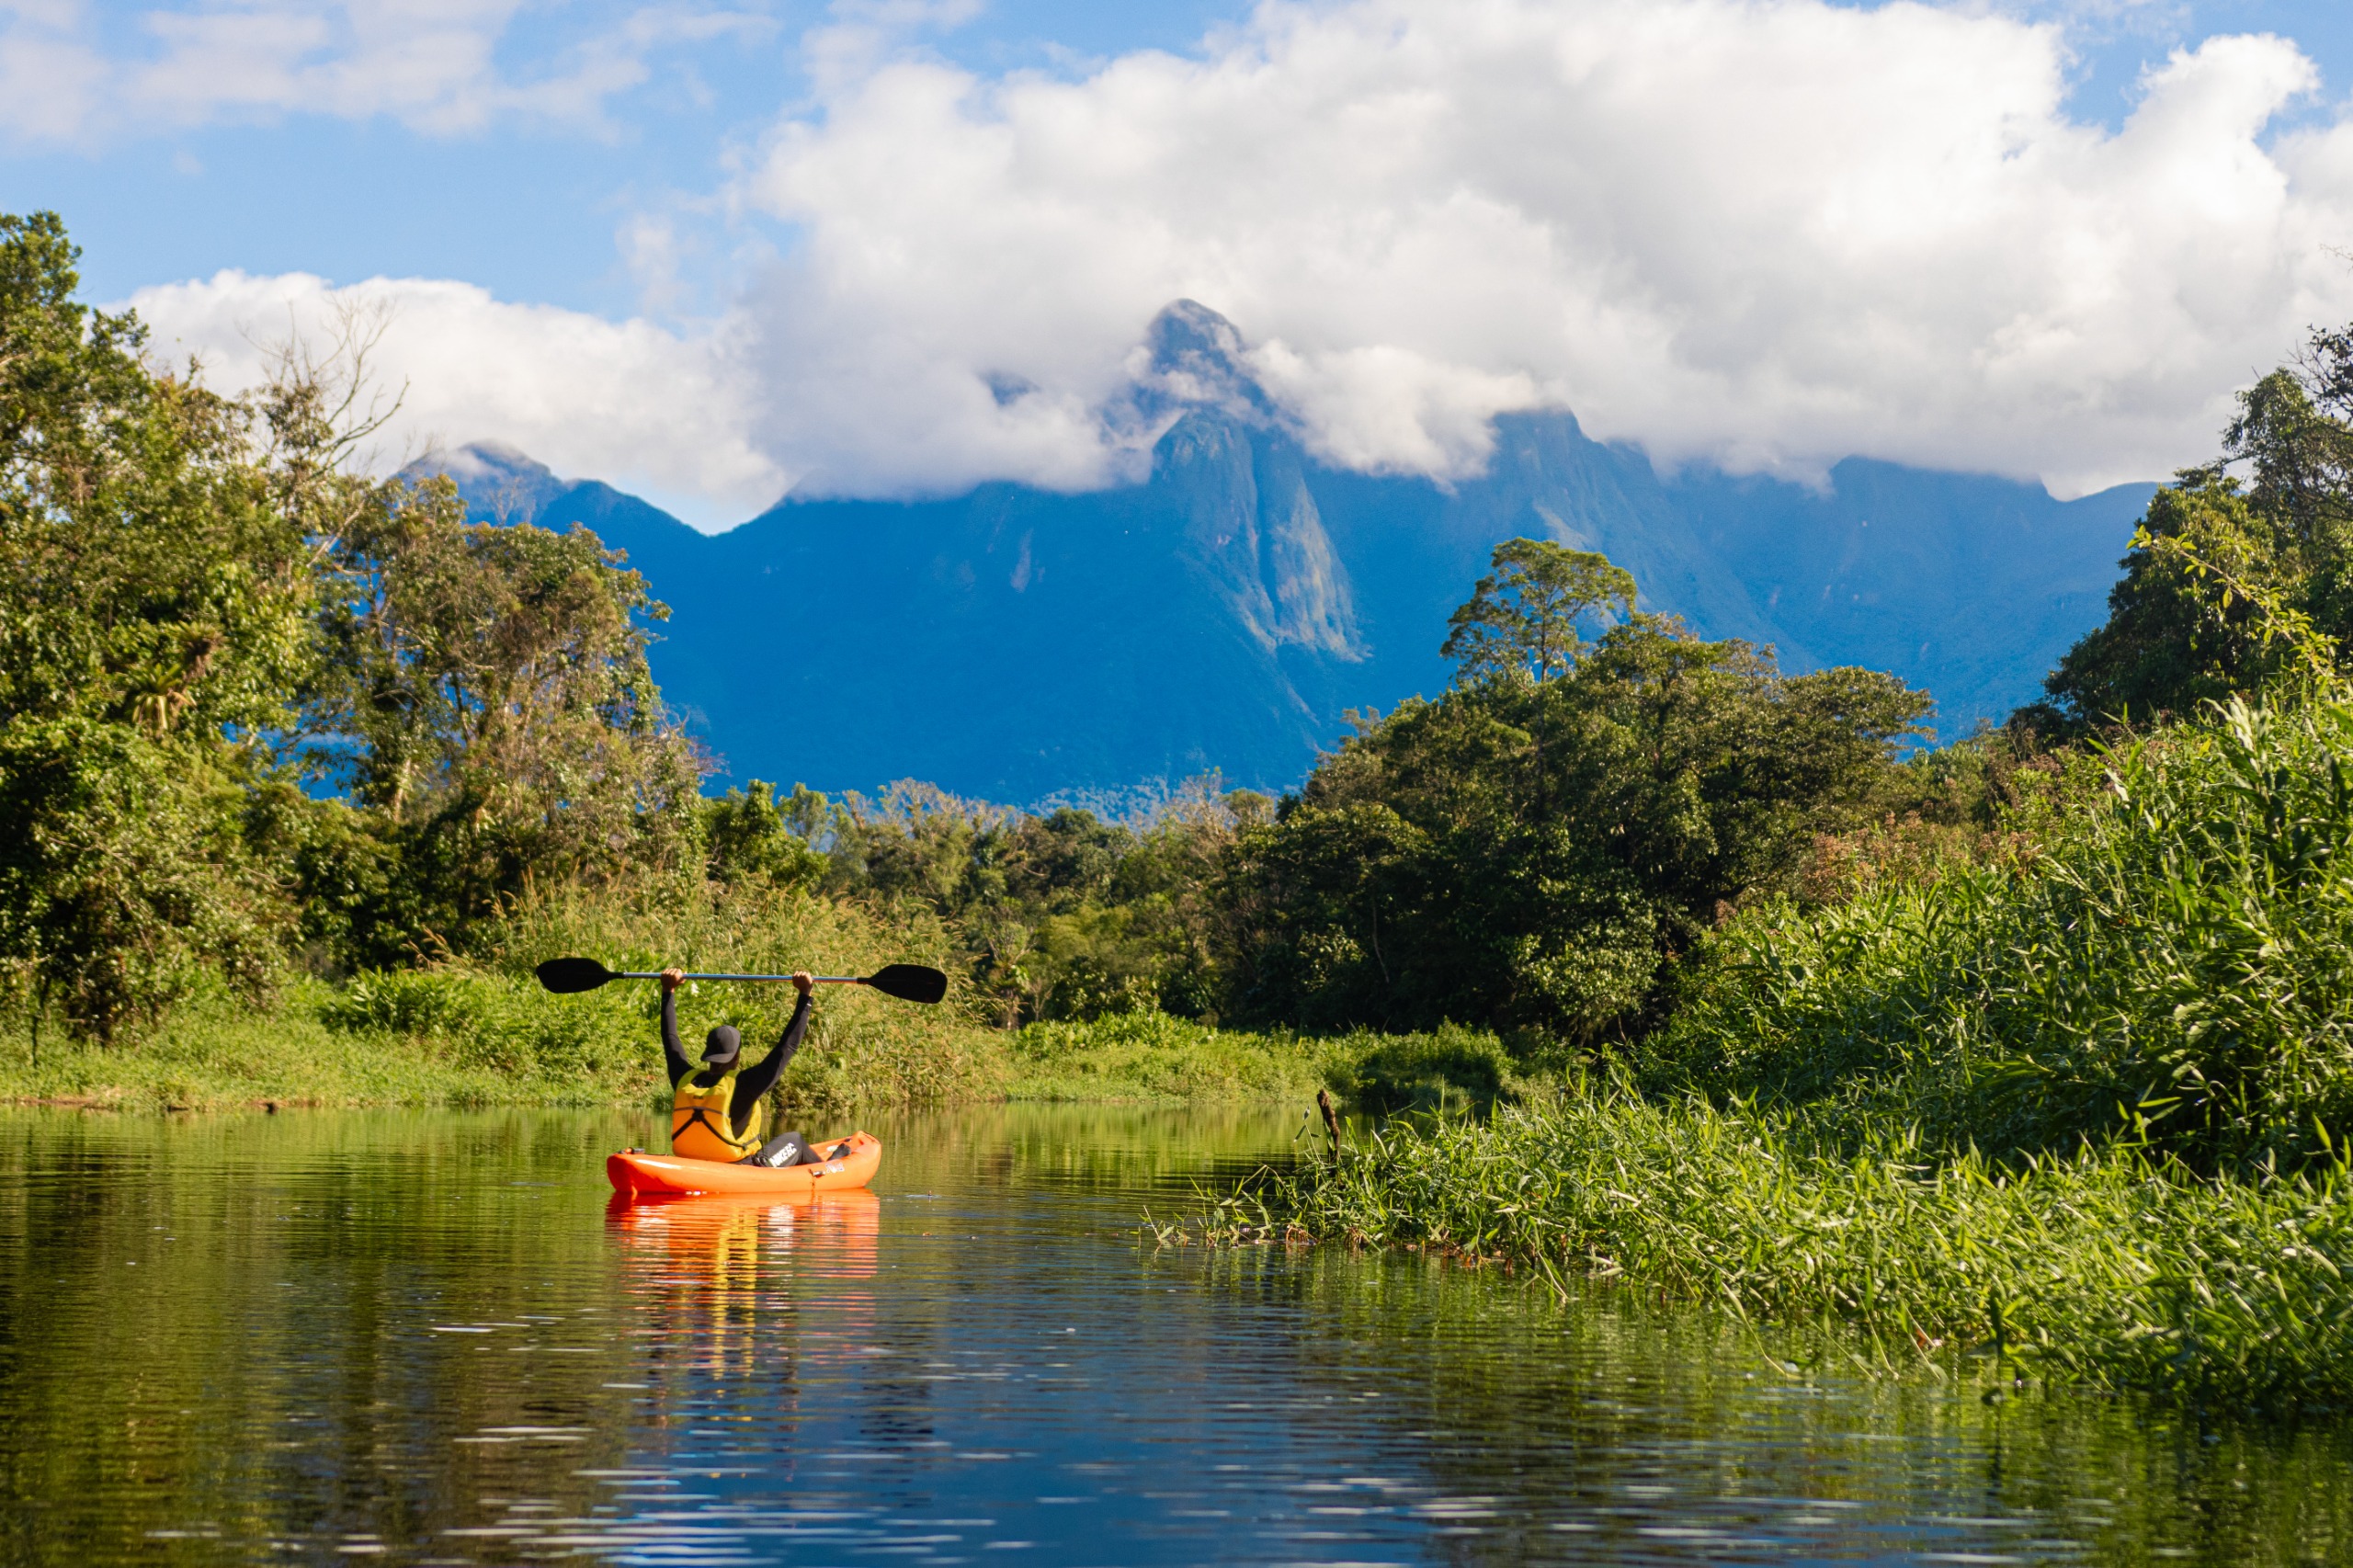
[659,968,842,1167]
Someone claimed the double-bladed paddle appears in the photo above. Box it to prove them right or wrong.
[534,956,949,1005]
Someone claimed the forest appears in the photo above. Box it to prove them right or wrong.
[7,193,2350,1091]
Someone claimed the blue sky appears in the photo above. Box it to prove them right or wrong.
[7,2,1254,313]
[7,1,2353,526]
[10,2,2348,314]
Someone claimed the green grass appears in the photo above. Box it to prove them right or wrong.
[0,958,1529,1123]
[1005,1012,1334,1102]
[0,967,1521,1117]
[0,963,1010,1118]
[1004,1012,1525,1107]
[0,979,567,1111]
[0,878,1014,1118]
[1211,1084,2353,1404]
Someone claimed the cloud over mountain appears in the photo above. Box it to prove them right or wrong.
[741,0,2353,498]
[125,0,2353,517]
[129,268,786,529]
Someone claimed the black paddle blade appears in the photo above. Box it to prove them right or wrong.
[865,963,949,1005]
[536,957,617,994]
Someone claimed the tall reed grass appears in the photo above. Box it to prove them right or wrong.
[1648,694,2353,1173]
[1216,1085,2353,1403]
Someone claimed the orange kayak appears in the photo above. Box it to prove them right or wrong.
[606,1132,882,1198]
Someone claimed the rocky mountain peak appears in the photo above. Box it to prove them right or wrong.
[1126,300,1279,431]
[1139,317,1366,665]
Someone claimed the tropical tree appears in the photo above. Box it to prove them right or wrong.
[1224,541,1929,1040]
[1439,538,1634,685]
[0,209,710,1024]
[0,212,313,1037]
[301,472,700,951]
[2040,347,2353,727]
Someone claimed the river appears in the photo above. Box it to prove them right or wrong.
[0,1104,2345,1564]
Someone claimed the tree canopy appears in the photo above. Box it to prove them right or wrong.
[0,211,696,1034]
[2042,351,2353,728]
[1225,545,1929,1040]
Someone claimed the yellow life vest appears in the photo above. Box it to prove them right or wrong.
[670,1072,767,1161]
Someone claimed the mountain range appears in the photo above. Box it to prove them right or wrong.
[424,301,2155,805]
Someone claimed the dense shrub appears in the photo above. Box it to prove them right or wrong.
[1220,607,1929,1042]
[1327,1023,1518,1113]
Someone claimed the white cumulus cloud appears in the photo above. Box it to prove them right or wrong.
[733,0,2353,499]
[119,0,2353,518]
[128,268,785,528]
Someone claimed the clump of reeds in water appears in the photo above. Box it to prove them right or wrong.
[1210,1086,2353,1401]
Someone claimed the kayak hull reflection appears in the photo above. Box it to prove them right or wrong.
[606,1132,881,1197]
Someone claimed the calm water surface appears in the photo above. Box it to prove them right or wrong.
[0,1104,2346,1565]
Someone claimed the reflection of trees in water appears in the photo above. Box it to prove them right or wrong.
[0,1108,656,1556]
[0,1110,890,1558]
[1180,1244,2353,1566]
[889,1102,1306,1199]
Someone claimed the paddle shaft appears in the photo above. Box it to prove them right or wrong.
[613,972,867,985]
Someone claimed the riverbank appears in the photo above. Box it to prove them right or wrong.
[0,970,1006,1116]
[30,975,2353,1407]
[0,974,1516,1117]
[1211,1084,2353,1406]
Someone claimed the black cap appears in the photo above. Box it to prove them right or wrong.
[702,1024,742,1065]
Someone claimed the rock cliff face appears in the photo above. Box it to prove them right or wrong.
[1161,412,1363,661]
[420,301,2154,802]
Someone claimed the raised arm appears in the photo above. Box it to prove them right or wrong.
[730,973,813,1115]
[659,969,691,1088]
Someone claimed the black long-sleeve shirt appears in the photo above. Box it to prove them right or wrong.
[663,988,813,1138]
